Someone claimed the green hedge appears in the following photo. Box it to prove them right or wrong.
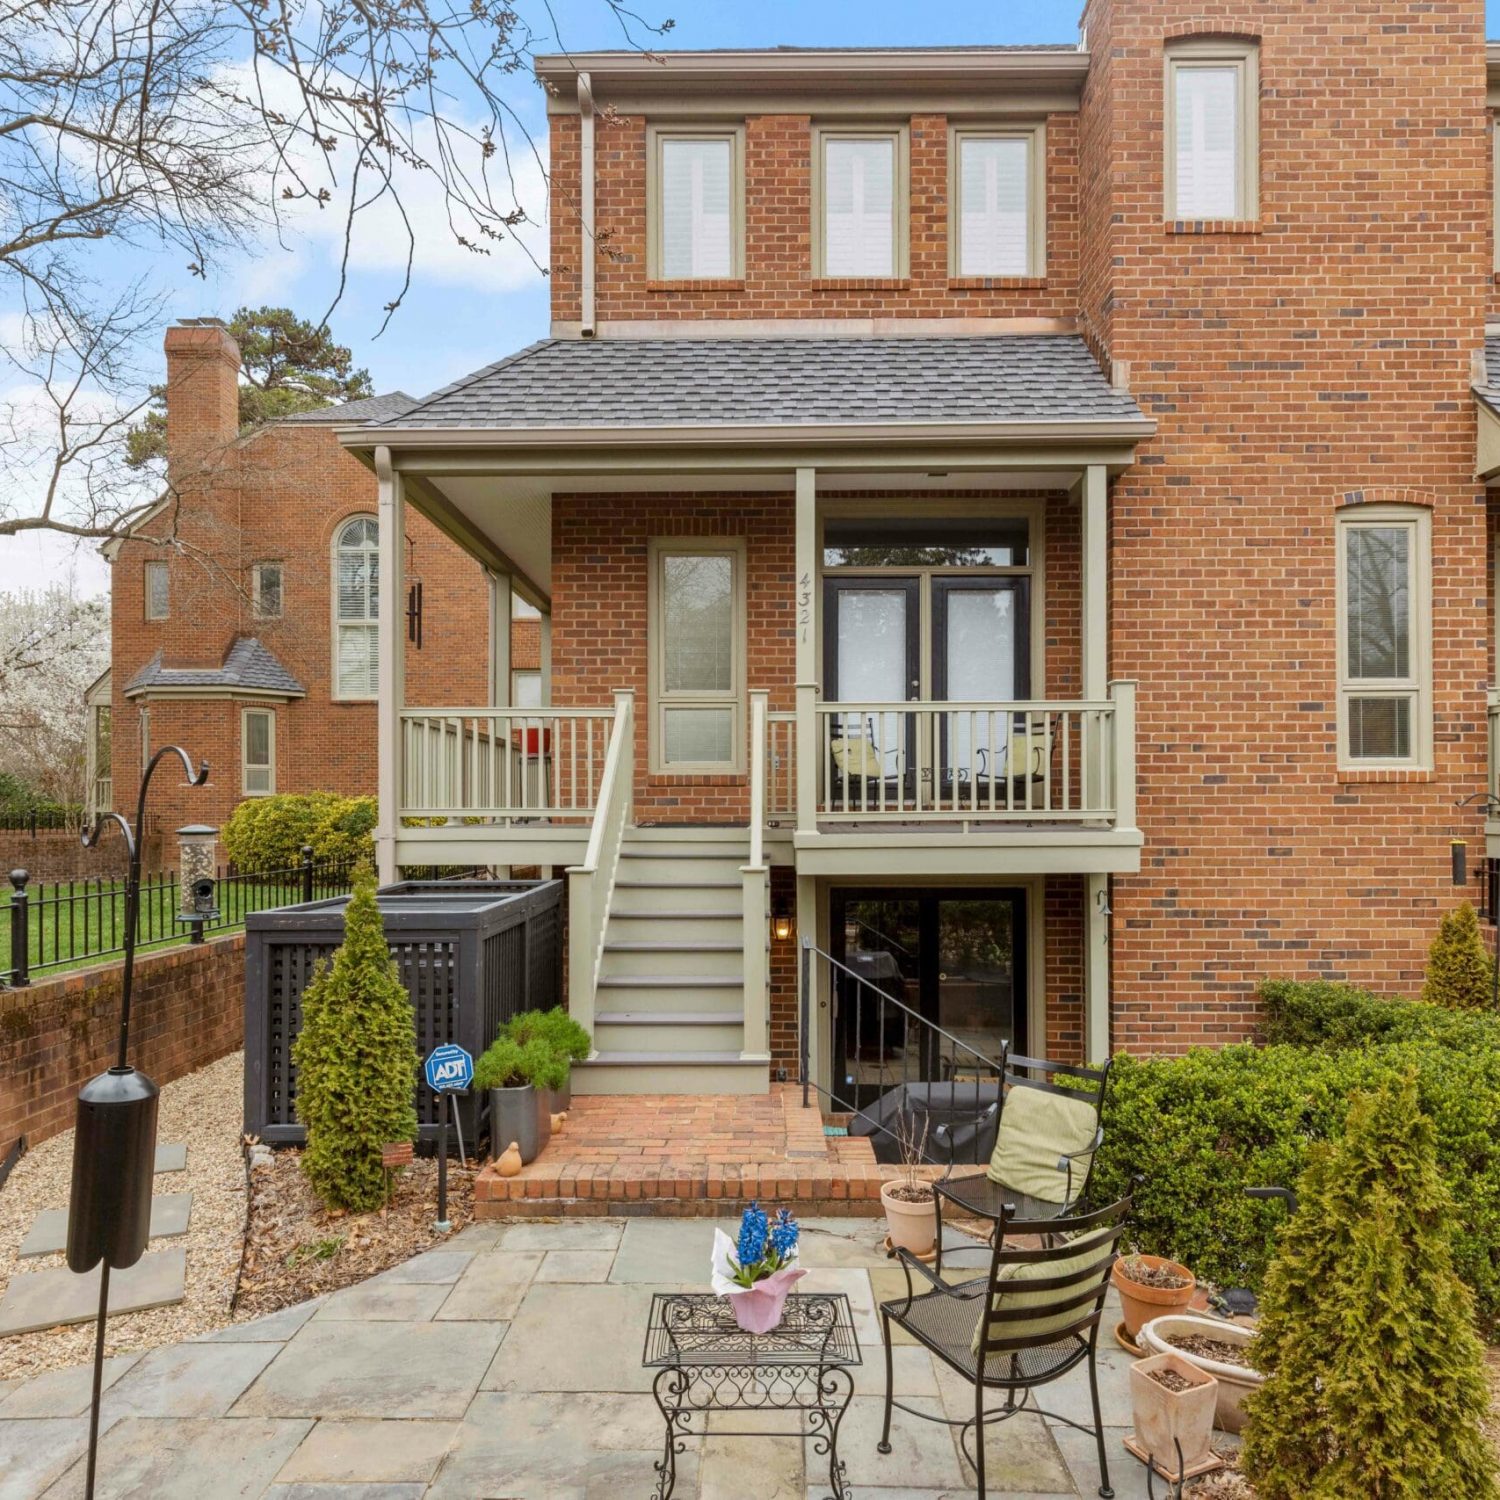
[1093,1035,1500,1337]
[1258,978,1500,1051]
[223,793,376,872]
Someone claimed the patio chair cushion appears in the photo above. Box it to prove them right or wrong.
[969,1226,1117,1354]
[985,1084,1098,1204]
[830,736,886,782]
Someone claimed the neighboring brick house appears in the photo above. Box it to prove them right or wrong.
[319,5,1493,1101]
[101,321,538,849]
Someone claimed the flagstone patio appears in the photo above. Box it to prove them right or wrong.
[0,1216,1190,1500]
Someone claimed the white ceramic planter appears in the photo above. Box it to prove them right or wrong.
[1140,1314,1263,1434]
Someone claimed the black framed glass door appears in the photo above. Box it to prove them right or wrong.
[830,887,1027,1110]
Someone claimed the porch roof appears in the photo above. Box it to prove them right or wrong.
[356,335,1150,436]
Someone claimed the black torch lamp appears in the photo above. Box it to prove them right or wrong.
[71,746,207,1500]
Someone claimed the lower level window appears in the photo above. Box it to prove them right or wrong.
[1336,506,1430,769]
[242,708,275,795]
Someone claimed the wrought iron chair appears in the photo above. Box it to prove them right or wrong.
[931,1056,1113,1265]
[827,715,904,812]
[878,1195,1131,1499]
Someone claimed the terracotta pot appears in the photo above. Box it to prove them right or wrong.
[1112,1253,1195,1336]
[1129,1351,1219,1481]
[726,1265,806,1333]
[1140,1314,1263,1434]
[880,1180,938,1256]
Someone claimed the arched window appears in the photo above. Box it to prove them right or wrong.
[333,516,379,699]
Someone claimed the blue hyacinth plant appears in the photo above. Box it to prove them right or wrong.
[728,1203,800,1287]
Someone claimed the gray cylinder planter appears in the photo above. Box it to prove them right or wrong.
[546,1072,572,1115]
[488,1084,552,1165]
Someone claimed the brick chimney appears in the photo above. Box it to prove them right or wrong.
[162,318,241,479]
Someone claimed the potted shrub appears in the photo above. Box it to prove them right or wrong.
[507,1006,592,1112]
[1112,1252,1195,1337]
[1139,1314,1263,1433]
[710,1203,805,1333]
[879,1111,937,1258]
[474,1035,561,1165]
[1128,1351,1220,1482]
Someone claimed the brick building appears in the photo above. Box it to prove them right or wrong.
[291,4,1498,1100]
[100,321,539,849]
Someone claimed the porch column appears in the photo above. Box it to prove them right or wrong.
[374,446,406,885]
[489,571,512,705]
[1081,464,1108,701]
[1084,873,1111,1064]
[539,611,553,706]
[795,466,818,835]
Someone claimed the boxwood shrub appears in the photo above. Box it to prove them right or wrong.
[1092,1031,1500,1336]
[223,792,377,873]
[1258,977,1500,1051]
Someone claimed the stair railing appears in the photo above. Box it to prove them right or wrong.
[567,689,634,1046]
[799,936,1007,1167]
[741,691,771,1059]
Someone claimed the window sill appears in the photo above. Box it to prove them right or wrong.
[809,277,911,291]
[1337,767,1434,784]
[947,275,1048,290]
[1165,219,1262,236]
[645,279,747,293]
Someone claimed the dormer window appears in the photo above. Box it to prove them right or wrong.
[648,127,743,280]
[813,127,908,279]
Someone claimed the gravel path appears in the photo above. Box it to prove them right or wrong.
[0,1050,246,1381]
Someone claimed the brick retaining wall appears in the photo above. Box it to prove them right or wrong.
[0,934,244,1151]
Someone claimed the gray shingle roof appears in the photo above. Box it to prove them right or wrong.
[375,336,1146,431]
[280,391,417,425]
[125,638,305,698]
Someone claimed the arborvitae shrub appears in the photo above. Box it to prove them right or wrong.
[1242,1072,1498,1499]
[1420,901,1495,1011]
[292,866,418,1211]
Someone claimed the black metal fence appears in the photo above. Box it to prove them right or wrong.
[0,805,83,834]
[2,852,356,987]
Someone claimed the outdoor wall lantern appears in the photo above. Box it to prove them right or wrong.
[772,898,794,944]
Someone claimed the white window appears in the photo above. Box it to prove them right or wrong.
[242,708,275,795]
[252,561,283,619]
[951,128,1044,278]
[1336,506,1432,770]
[139,707,150,773]
[511,669,543,709]
[333,516,379,700]
[814,129,906,279]
[144,560,169,620]
[650,129,741,280]
[1165,40,1259,221]
[648,538,745,772]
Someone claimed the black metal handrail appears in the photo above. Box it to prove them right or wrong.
[799,936,1007,1167]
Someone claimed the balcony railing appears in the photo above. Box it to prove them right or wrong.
[400,707,617,822]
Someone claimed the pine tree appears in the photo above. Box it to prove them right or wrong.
[292,865,418,1211]
[1241,1072,1498,1499]
[1420,901,1495,1011]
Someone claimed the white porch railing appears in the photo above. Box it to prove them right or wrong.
[567,691,634,1039]
[399,707,616,822]
[810,685,1136,824]
[742,692,770,1059]
[766,710,797,823]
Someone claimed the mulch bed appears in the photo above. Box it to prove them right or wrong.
[235,1146,476,1319]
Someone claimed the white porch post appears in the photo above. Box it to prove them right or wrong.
[489,571,513,706]
[1084,874,1111,1064]
[374,446,406,885]
[1081,464,1108,701]
[795,466,818,836]
[539,611,553,706]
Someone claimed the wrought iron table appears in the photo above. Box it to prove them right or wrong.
[933,1173,1073,1270]
[642,1291,862,1499]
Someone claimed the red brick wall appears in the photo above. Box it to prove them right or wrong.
[0,934,244,1150]
[556,111,1081,326]
[1079,0,1490,1050]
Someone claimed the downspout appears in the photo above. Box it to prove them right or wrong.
[578,71,596,338]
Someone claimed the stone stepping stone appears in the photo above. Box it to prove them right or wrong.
[154,1143,187,1173]
[18,1193,193,1259]
[0,1248,186,1338]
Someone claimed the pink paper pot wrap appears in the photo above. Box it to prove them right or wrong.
[727,1267,806,1333]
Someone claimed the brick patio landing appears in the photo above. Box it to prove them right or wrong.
[475,1086,908,1218]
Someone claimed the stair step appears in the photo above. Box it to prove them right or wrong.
[611,909,743,921]
[598,974,741,989]
[615,879,742,890]
[572,1052,770,1096]
[597,1010,743,1026]
[604,941,742,953]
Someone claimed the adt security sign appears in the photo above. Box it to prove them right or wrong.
[424,1043,473,1094]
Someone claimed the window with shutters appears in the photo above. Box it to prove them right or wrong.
[648,538,746,773]
[1335,506,1432,770]
[144,560,170,620]
[950,126,1045,278]
[332,515,379,700]
[647,127,743,280]
[1164,39,1259,222]
[813,127,908,279]
[242,708,276,795]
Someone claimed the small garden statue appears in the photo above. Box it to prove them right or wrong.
[1241,1071,1498,1499]
[711,1204,804,1333]
[293,865,419,1212]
